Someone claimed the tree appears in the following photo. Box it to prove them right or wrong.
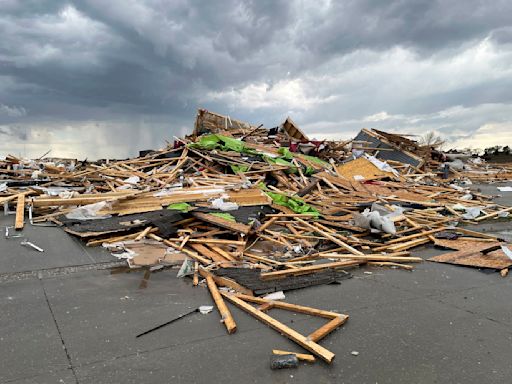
[419,131,445,149]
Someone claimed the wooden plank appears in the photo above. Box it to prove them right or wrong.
[383,227,446,245]
[295,218,364,255]
[193,262,199,286]
[148,234,211,265]
[367,261,414,270]
[189,243,225,263]
[385,237,431,252]
[318,254,423,263]
[221,292,336,363]
[134,226,153,241]
[206,275,237,334]
[272,350,316,362]
[234,294,343,319]
[15,194,25,230]
[191,212,251,234]
[429,242,512,270]
[257,216,279,232]
[199,268,254,296]
[260,260,364,280]
[210,245,237,261]
[475,206,512,221]
[307,316,347,342]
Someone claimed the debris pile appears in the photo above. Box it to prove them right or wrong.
[1,108,511,365]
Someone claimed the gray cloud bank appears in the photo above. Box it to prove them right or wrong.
[1,0,512,158]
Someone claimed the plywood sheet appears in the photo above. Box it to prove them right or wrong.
[337,157,396,181]
[429,240,512,269]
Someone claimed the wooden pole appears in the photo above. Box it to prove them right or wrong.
[206,275,237,334]
[15,194,25,230]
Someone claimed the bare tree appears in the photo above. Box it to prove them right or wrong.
[419,131,445,149]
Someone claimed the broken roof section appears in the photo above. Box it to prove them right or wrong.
[193,109,309,143]
[193,109,255,137]
[281,116,309,142]
[353,128,425,168]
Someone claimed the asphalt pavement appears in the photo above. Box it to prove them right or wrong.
[1,183,511,384]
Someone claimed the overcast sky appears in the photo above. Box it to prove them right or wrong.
[1,0,512,159]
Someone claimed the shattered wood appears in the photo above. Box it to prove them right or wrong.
[1,107,511,366]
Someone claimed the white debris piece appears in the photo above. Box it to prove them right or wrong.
[501,245,512,260]
[460,193,473,201]
[365,155,400,177]
[65,201,112,220]
[497,186,512,192]
[210,197,239,211]
[352,203,399,235]
[20,240,44,252]
[177,258,194,278]
[263,291,286,301]
[461,207,482,220]
[123,176,140,185]
[199,305,214,314]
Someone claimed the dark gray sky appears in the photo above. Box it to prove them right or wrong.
[1,0,512,158]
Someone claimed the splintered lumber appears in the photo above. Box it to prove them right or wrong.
[450,227,500,240]
[307,315,347,342]
[30,191,136,207]
[367,262,414,270]
[383,227,447,245]
[210,246,237,261]
[15,194,25,230]
[206,275,237,334]
[31,187,270,209]
[134,226,153,241]
[199,268,254,296]
[148,234,211,265]
[272,350,316,362]
[319,254,423,263]
[295,218,364,255]
[189,243,229,263]
[257,216,279,232]
[191,211,251,234]
[475,206,512,221]
[429,241,512,270]
[383,237,431,252]
[235,294,346,319]
[193,262,199,286]
[168,238,246,246]
[220,292,336,363]
[260,260,364,280]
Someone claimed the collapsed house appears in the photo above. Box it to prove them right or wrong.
[1,108,512,365]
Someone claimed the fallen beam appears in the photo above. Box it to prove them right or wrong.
[221,292,336,363]
[15,194,25,230]
[206,275,237,334]
[260,260,364,280]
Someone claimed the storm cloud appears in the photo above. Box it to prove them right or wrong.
[1,0,511,158]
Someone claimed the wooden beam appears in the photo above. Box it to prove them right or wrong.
[295,218,364,255]
[206,275,237,334]
[199,268,254,296]
[272,350,316,362]
[475,206,512,222]
[308,316,347,342]
[260,260,364,280]
[15,194,25,230]
[221,292,336,363]
[318,254,423,263]
[383,227,446,245]
[234,294,344,319]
